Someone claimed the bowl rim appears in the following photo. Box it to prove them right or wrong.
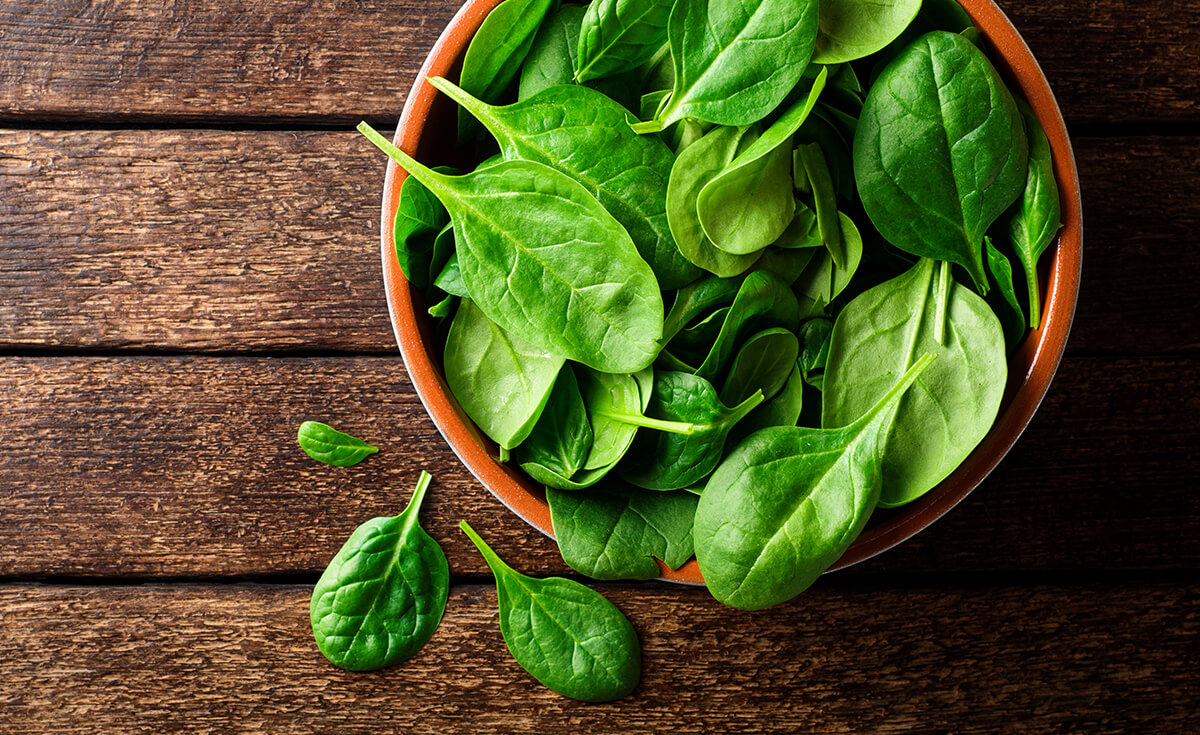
[378,0,1083,583]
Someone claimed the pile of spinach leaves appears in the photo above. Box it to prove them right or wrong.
[359,0,1061,612]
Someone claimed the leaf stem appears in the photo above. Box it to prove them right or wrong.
[723,390,766,425]
[1027,261,1043,330]
[593,411,696,435]
[401,470,434,532]
[934,259,951,346]
[357,122,448,195]
[857,352,937,428]
[459,520,513,579]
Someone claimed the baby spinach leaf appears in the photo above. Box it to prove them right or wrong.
[984,236,1027,350]
[695,354,935,610]
[444,300,564,451]
[519,5,587,99]
[730,362,805,443]
[619,371,764,491]
[457,0,558,139]
[460,521,641,702]
[430,77,700,289]
[576,0,674,83]
[392,169,455,289]
[297,421,379,467]
[798,317,834,389]
[793,211,864,316]
[663,273,744,342]
[696,270,801,383]
[774,203,823,250]
[1006,98,1062,329]
[813,0,923,64]
[547,481,698,579]
[719,327,801,406]
[515,364,593,481]
[822,258,1006,506]
[795,142,846,268]
[754,245,818,285]
[696,68,828,255]
[432,252,468,298]
[854,31,1028,293]
[643,0,819,131]
[359,123,664,374]
[311,471,448,670]
[667,125,765,277]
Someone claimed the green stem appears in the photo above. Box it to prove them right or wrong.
[629,118,664,135]
[1027,260,1043,330]
[401,470,434,532]
[357,122,449,196]
[858,353,937,428]
[459,520,513,579]
[426,77,501,142]
[934,259,951,346]
[593,411,696,435]
[722,390,765,426]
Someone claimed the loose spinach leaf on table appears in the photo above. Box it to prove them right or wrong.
[311,471,448,670]
[297,421,379,467]
[822,258,1006,507]
[812,0,923,64]
[576,0,673,83]
[854,31,1028,293]
[639,0,819,131]
[431,76,699,289]
[359,123,664,373]
[460,521,641,702]
[547,481,698,580]
[444,299,564,451]
[695,354,935,610]
[1006,98,1062,329]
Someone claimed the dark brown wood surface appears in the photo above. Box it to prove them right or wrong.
[1,0,1197,731]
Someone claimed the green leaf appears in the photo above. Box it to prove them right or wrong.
[812,0,923,64]
[854,31,1028,293]
[729,362,805,443]
[984,236,1027,350]
[392,170,453,289]
[297,421,379,467]
[696,270,801,383]
[822,258,1007,507]
[515,365,594,481]
[1006,98,1062,329]
[651,0,820,129]
[576,0,674,83]
[798,317,834,389]
[695,354,935,610]
[311,472,449,670]
[795,142,846,267]
[444,300,564,450]
[359,123,664,374]
[460,521,641,702]
[719,327,801,405]
[793,211,865,317]
[547,481,698,579]
[519,5,587,99]
[430,77,700,289]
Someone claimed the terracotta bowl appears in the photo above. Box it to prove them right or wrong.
[378,0,1083,583]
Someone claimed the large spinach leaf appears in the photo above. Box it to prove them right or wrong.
[695,354,934,610]
[311,471,448,670]
[431,77,699,288]
[360,123,663,373]
[1006,99,1062,329]
[854,31,1028,293]
[460,521,641,702]
[576,0,674,83]
[547,481,697,579]
[822,258,1006,506]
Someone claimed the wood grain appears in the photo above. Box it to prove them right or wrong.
[0,583,1195,733]
[1,355,1196,579]
[1,0,1196,124]
[1,131,1198,354]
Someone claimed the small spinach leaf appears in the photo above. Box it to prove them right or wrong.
[719,327,801,405]
[297,421,379,467]
[696,270,801,383]
[519,5,587,99]
[392,169,454,289]
[793,212,864,316]
[460,521,641,702]
[730,362,805,442]
[311,471,448,670]
[984,236,1027,350]
[1006,98,1062,329]
[576,0,674,83]
[515,364,593,481]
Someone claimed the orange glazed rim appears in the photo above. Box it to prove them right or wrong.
[378,0,1083,585]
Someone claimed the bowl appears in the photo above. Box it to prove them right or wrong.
[377,0,1083,583]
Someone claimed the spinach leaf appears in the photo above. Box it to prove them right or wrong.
[984,236,1027,350]
[719,327,801,405]
[695,354,935,610]
[854,31,1028,293]
[311,471,448,670]
[773,203,823,250]
[754,245,819,285]
[730,362,805,442]
[430,77,700,289]
[576,0,674,83]
[519,5,587,99]
[360,123,664,373]
[457,0,558,139]
[1006,98,1062,329]
[798,317,834,389]
[795,142,846,267]
[822,258,1006,506]
[297,421,379,467]
[619,371,764,491]
[640,0,819,131]
[696,270,801,383]
[667,125,765,277]
[663,273,743,342]
[432,252,467,298]
[812,0,923,64]
[444,299,564,450]
[515,364,593,481]
[696,68,827,255]
[460,521,641,702]
[793,211,864,316]
[547,481,698,579]
[392,169,454,289]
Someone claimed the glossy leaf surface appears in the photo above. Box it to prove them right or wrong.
[297,421,378,467]
[576,0,673,83]
[813,0,923,64]
[1006,99,1062,329]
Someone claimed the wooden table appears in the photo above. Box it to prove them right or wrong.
[1,1,1197,731]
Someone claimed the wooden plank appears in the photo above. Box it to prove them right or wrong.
[1,355,1196,578]
[1,0,1196,124]
[0,583,1195,733]
[1,131,1198,354]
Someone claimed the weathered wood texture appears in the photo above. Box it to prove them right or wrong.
[1,355,1196,578]
[1,0,1197,124]
[0,583,1195,733]
[1,131,1198,354]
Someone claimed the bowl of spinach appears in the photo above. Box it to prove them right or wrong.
[369,0,1082,599]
